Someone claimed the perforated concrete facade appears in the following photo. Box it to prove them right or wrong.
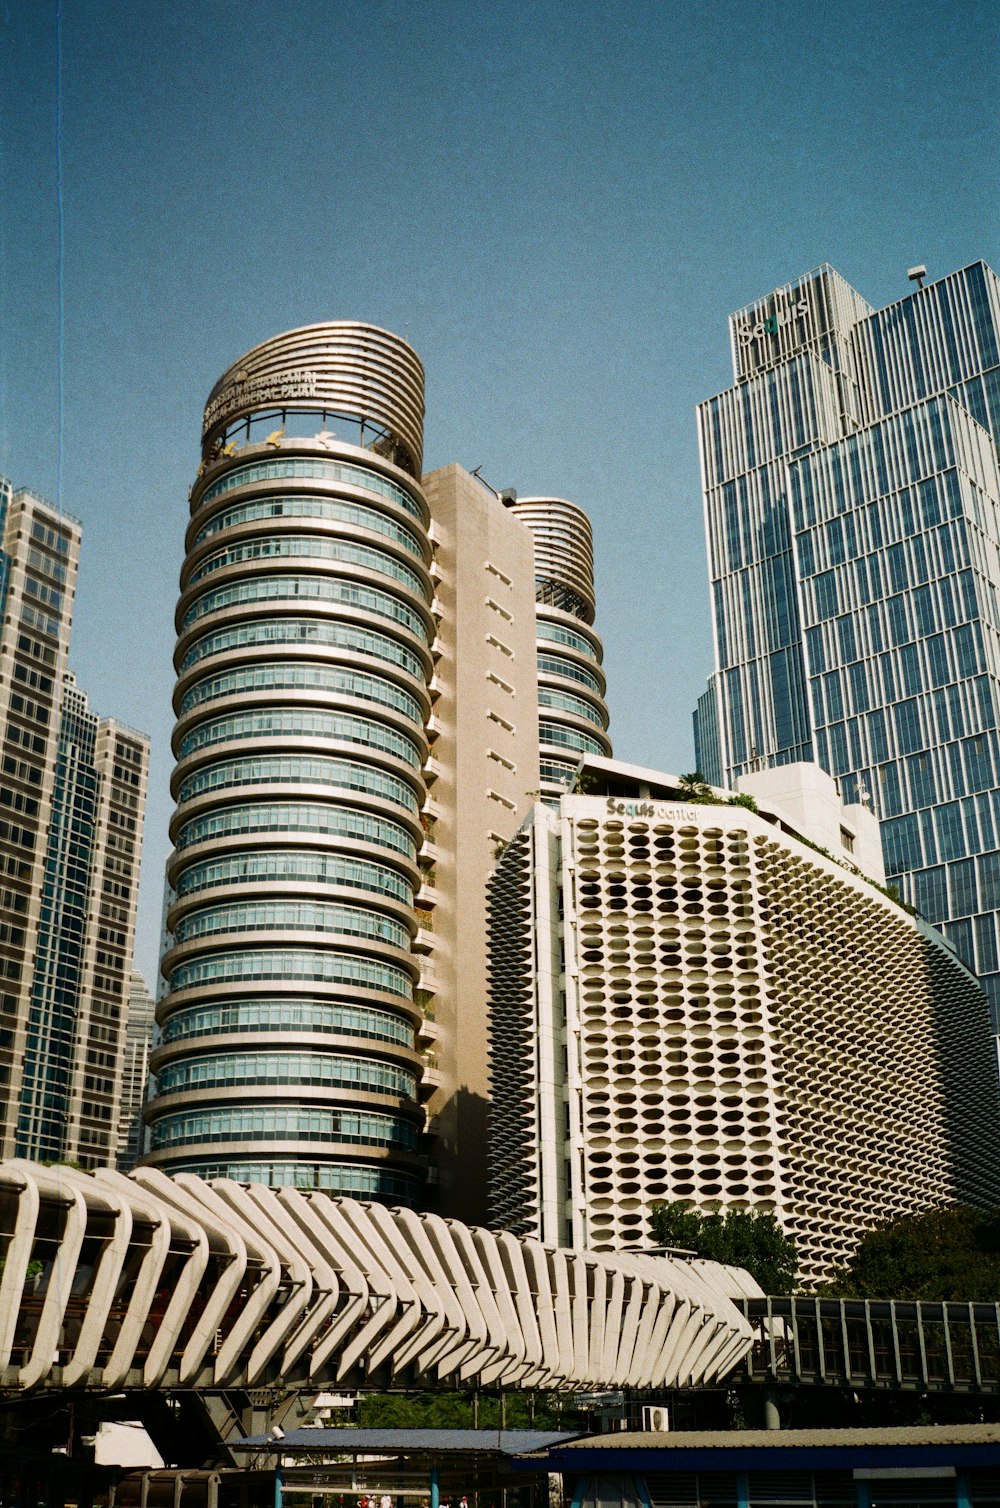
[487,764,1000,1287]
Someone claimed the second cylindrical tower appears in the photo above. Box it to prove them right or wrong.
[509,496,612,801]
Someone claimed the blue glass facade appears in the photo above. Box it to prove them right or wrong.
[699,263,1000,1027]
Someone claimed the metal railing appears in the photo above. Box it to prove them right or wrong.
[733,1295,1000,1393]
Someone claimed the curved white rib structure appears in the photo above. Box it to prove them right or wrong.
[0,1161,755,1394]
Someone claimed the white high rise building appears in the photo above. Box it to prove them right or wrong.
[487,755,1000,1287]
[116,969,156,1171]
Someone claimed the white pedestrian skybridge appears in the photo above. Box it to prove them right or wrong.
[0,1161,757,1395]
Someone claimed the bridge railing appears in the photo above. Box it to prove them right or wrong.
[732,1296,1000,1393]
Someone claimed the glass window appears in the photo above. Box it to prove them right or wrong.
[177,706,421,768]
[882,812,922,872]
[540,759,578,786]
[893,698,923,755]
[535,621,599,660]
[168,946,412,998]
[899,644,922,697]
[912,866,948,923]
[181,573,428,641]
[536,652,602,693]
[179,661,422,724]
[162,1159,418,1202]
[199,457,423,520]
[156,1049,417,1100]
[538,721,606,755]
[537,686,606,727]
[949,858,979,917]
[173,898,409,950]
[174,847,413,905]
[934,801,967,861]
[962,733,996,794]
[180,617,424,680]
[161,996,414,1047]
[178,753,418,813]
[812,570,838,620]
[150,1103,417,1151]
[188,534,426,599]
[193,494,424,557]
[175,800,415,859]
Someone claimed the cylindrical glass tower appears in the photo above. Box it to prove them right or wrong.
[509,497,612,801]
[144,323,432,1205]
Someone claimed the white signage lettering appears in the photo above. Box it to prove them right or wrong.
[736,294,810,346]
[203,369,320,431]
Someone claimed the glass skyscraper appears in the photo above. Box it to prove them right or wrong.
[17,673,149,1165]
[695,262,1000,1026]
[0,482,149,1165]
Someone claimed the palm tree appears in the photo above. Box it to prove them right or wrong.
[678,771,713,803]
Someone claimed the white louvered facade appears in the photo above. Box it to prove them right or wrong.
[0,1158,756,1395]
[487,758,1000,1288]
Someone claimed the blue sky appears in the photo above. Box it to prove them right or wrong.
[1,0,997,983]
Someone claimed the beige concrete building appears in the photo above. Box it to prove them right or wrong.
[488,754,1000,1287]
[419,465,540,1220]
[737,761,885,882]
[53,683,150,1167]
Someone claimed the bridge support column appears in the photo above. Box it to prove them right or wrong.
[763,1390,781,1431]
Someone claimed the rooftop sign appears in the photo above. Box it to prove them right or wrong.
[730,275,825,381]
[203,368,319,433]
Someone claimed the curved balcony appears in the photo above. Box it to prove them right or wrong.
[145,324,434,1195]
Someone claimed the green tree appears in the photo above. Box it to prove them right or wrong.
[678,772,714,803]
[355,1390,571,1430]
[649,1201,797,1294]
[824,1205,1000,1301]
[727,791,759,812]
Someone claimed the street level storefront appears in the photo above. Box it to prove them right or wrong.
[514,1426,1000,1508]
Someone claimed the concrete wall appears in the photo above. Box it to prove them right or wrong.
[738,761,885,884]
[421,464,539,1222]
